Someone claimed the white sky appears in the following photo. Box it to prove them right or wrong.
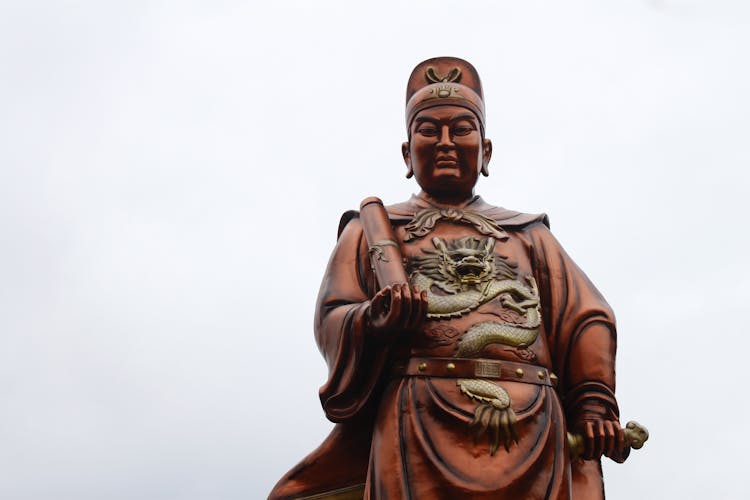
[1,1,749,499]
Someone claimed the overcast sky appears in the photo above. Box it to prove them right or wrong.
[1,1,749,499]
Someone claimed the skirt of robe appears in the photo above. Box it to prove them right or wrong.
[364,376,572,500]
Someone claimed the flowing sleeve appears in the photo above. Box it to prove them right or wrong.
[525,222,620,426]
[315,215,390,422]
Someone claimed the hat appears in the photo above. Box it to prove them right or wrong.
[405,57,485,130]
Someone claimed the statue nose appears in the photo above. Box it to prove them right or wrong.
[437,125,454,148]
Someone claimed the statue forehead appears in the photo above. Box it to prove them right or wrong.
[411,105,482,126]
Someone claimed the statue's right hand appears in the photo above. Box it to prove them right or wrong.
[365,284,428,341]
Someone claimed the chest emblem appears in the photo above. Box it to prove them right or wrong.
[408,236,541,355]
[409,236,536,314]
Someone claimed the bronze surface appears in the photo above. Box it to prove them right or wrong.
[268,57,646,500]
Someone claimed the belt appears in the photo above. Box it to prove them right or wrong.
[396,357,557,387]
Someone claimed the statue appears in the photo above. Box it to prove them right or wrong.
[269,57,646,500]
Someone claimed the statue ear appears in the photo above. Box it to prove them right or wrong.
[402,141,413,178]
[481,138,492,177]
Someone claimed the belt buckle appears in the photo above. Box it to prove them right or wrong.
[474,360,501,379]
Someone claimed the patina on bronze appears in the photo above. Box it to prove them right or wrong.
[269,57,647,500]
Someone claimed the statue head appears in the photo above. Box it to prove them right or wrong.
[402,57,492,204]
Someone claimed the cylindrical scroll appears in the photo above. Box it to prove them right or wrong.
[359,197,408,288]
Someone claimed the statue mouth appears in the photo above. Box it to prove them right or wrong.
[435,156,458,168]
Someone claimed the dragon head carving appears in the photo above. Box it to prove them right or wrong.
[411,236,516,293]
[432,236,495,287]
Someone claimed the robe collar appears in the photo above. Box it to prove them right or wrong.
[386,194,549,228]
[337,195,548,240]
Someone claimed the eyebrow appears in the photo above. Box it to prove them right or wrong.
[450,113,477,122]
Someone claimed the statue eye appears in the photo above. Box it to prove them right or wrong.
[452,122,475,136]
[417,124,438,136]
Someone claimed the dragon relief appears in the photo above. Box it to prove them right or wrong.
[407,235,541,351]
[408,235,543,455]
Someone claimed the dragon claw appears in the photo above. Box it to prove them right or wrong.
[469,402,518,455]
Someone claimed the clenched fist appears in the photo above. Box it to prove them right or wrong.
[575,418,630,463]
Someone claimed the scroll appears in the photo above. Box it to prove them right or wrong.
[359,197,408,288]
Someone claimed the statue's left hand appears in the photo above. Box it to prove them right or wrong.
[575,418,629,463]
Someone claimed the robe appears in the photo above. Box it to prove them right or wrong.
[269,195,619,500]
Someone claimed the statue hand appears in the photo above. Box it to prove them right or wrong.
[575,418,630,463]
[365,284,428,341]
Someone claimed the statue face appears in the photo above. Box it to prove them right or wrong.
[403,105,492,201]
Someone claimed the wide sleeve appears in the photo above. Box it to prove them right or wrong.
[525,222,620,426]
[315,216,390,422]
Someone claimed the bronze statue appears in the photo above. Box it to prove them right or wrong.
[269,57,646,500]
